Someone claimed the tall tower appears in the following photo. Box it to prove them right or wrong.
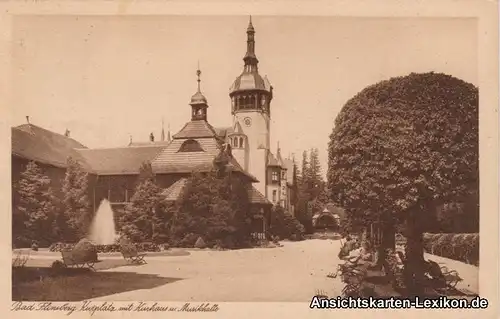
[229,16,273,197]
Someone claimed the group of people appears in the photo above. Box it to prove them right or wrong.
[338,235,373,262]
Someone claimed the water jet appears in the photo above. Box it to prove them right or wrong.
[88,199,118,245]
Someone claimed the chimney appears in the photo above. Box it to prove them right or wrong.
[26,116,30,124]
[64,129,70,137]
[149,132,155,142]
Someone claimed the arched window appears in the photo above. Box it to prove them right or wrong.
[233,138,238,148]
[178,139,204,152]
[239,137,244,148]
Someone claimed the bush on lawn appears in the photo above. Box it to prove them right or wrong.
[48,241,161,253]
[422,232,479,266]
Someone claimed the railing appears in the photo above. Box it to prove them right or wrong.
[251,232,266,240]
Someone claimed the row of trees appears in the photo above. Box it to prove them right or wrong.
[118,161,256,248]
[13,157,91,247]
[119,154,305,247]
[14,145,305,249]
[294,148,329,233]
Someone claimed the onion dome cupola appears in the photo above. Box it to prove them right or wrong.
[190,65,209,121]
[228,121,247,149]
[229,16,273,116]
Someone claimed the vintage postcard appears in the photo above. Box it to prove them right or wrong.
[1,0,498,318]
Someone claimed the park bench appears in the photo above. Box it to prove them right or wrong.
[426,260,463,288]
[60,250,100,271]
[120,244,147,264]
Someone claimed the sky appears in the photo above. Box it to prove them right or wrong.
[11,16,477,176]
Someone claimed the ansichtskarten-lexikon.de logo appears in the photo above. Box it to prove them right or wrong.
[310,296,489,309]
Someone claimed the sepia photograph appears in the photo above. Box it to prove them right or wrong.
[4,1,498,317]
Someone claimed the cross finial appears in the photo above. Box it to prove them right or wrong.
[196,61,201,92]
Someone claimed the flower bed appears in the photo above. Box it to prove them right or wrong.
[48,242,163,253]
[422,233,479,266]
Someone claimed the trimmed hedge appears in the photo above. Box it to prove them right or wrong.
[48,242,163,253]
[422,232,479,266]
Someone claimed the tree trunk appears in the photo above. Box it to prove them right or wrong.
[404,209,426,297]
[374,220,395,271]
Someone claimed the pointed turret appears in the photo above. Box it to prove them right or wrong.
[161,118,165,142]
[276,141,284,166]
[189,63,209,121]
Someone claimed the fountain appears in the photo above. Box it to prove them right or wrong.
[88,199,118,245]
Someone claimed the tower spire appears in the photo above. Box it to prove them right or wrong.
[243,15,258,72]
[161,117,165,142]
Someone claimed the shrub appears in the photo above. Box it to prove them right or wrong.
[50,260,66,275]
[194,237,207,249]
[49,242,75,252]
[48,241,162,253]
[136,242,161,252]
[423,232,479,266]
[72,238,98,262]
[269,206,305,241]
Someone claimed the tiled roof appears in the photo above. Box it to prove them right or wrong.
[172,120,219,140]
[228,121,244,136]
[76,145,166,175]
[229,72,272,94]
[11,124,88,168]
[325,203,346,219]
[267,151,281,167]
[152,137,221,172]
[129,141,171,147]
[151,136,258,182]
[161,177,271,205]
[161,178,188,202]
[248,186,273,205]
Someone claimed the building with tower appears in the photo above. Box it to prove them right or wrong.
[11,17,297,239]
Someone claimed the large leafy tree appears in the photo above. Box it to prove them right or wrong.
[327,72,478,294]
[171,170,252,248]
[120,162,168,243]
[62,157,91,241]
[13,161,58,247]
[171,146,253,248]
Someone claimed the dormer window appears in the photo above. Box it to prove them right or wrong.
[178,139,204,152]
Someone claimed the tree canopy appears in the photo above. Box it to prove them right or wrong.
[13,161,57,247]
[327,72,478,230]
[120,162,170,243]
[62,157,91,241]
[170,170,253,248]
